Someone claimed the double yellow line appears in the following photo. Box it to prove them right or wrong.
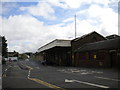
[27,66,65,90]
[26,66,33,70]
[28,78,65,90]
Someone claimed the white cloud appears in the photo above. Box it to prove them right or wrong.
[77,4,118,36]
[45,0,84,9]
[1,0,118,53]
[20,2,56,20]
[46,0,112,9]
[2,15,48,53]
[2,14,118,53]
[60,0,83,8]
[63,17,74,23]
[0,16,2,35]
[45,0,68,9]
[1,14,88,53]
[2,14,75,53]
[0,3,2,15]
[88,5,118,35]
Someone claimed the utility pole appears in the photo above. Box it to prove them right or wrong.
[75,14,77,39]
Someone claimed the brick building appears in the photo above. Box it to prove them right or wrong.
[71,31,106,66]
[74,37,120,68]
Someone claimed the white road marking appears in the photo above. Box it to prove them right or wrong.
[65,79,110,88]
[81,72,89,75]
[5,69,8,71]
[58,69,103,75]
[14,66,19,67]
[79,70,87,72]
[28,70,31,78]
[65,79,73,83]
[95,76,120,82]
[35,67,40,69]
[96,72,103,74]
[71,70,80,73]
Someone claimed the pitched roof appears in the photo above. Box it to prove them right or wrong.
[38,39,71,52]
[106,34,120,39]
[8,52,19,57]
[75,37,120,52]
[72,31,106,42]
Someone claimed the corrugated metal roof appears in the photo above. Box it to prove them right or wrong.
[75,38,120,52]
[38,39,71,52]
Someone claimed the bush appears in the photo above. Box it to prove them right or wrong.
[2,58,6,64]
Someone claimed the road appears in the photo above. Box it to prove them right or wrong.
[2,59,120,89]
[0,64,2,89]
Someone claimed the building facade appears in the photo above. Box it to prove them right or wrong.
[71,31,106,66]
[37,31,119,68]
[8,51,19,61]
[74,38,120,68]
[38,39,71,66]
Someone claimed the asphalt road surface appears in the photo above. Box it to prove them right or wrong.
[2,59,120,89]
[0,64,1,89]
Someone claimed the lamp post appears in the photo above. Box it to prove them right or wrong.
[75,14,77,39]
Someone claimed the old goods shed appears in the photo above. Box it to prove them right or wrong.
[38,39,71,66]
[71,31,106,66]
[74,37,120,68]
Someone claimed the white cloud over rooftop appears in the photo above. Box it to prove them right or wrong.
[1,0,118,53]
[20,2,56,20]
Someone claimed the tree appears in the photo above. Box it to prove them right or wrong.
[0,36,2,64]
[0,36,2,54]
[2,36,8,58]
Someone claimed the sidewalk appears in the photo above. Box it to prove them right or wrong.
[2,61,11,74]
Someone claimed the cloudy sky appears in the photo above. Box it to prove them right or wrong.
[0,0,119,53]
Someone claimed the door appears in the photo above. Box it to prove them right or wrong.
[110,51,117,67]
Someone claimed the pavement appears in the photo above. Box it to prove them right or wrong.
[2,59,120,89]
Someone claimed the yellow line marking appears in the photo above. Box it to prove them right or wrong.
[14,65,21,70]
[20,63,33,70]
[26,66,33,70]
[17,66,21,70]
[28,78,65,90]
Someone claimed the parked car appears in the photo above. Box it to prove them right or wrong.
[13,59,17,62]
[25,59,29,61]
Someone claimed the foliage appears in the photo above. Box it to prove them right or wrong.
[2,36,8,58]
